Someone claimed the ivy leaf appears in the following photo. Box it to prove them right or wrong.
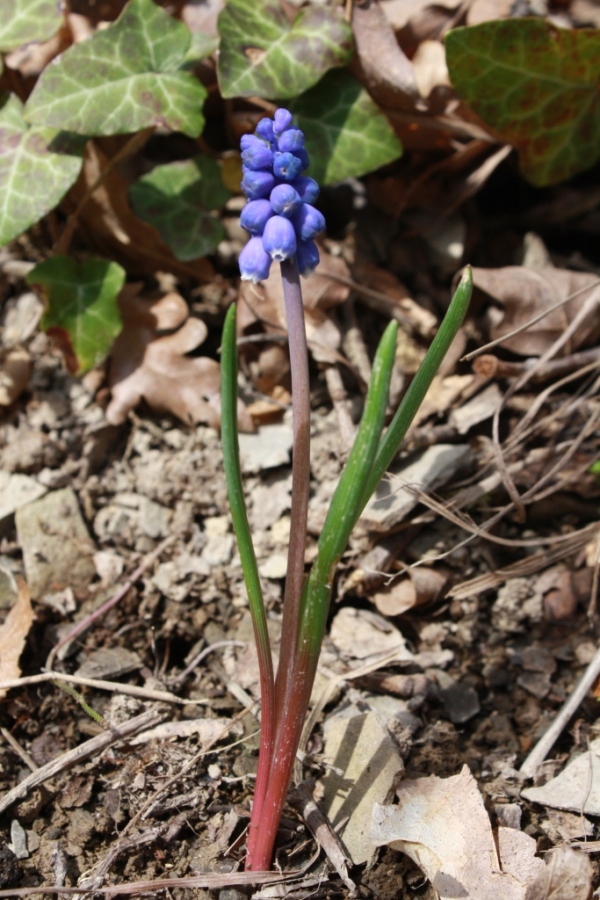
[24,0,206,138]
[27,257,125,374]
[130,156,230,261]
[290,70,402,185]
[0,94,85,247]
[0,0,64,51]
[217,0,353,100]
[446,19,600,186]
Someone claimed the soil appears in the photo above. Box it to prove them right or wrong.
[1,156,600,899]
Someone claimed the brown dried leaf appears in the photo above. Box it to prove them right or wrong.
[351,0,422,110]
[238,248,351,366]
[472,266,600,356]
[525,845,592,900]
[372,766,545,900]
[371,566,448,616]
[62,142,213,282]
[106,289,253,430]
[0,576,34,699]
[0,348,31,406]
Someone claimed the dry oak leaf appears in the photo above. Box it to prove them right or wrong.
[238,247,351,370]
[372,765,545,900]
[472,266,600,357]
[0,575,34,699]
[106,289,253,430]
[525,845,592,900]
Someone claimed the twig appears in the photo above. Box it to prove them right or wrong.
[473,346,600,383]
[0,728,38,772]
[462,276,600,362]
[46,534,175,670]
[520,645,600,778]
[289,782,356,893]
[0,671,203,705]
[0,708,165,814]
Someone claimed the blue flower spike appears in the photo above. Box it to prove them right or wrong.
[239,108,323,282]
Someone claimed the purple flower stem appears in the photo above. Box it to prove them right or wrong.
[245,255,311,870]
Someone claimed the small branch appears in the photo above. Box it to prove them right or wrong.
[473,347,600,382]
[0,671,200,705]
[520,645,600,778]
[0,708,165,815]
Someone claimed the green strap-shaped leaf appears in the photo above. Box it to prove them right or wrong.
[27,256,125,374]
[0,95,85,247]
[24,0,206,138]
[130,156,230,261]
[0,0,64,51]
[446,20,600,187]
[217,0,353,100]
[290,70,402,185]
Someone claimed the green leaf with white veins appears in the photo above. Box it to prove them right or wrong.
[217,0,353,100]
[130,156,230,261]
[0,94,85,247]
[24,0,206,137]
[0,0,65,51]
[27,257,125,375]
[290,70,402,185]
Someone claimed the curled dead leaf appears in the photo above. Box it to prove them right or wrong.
[372,766,545,900]
[0,574,34,699]
[472,266,600,356]
[238,248,352,387]
[525,845,592,900]
[0,347,31,406]
[371,566,448,616]
[106,288,253,431]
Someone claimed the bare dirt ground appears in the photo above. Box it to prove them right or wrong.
[1,153,600,899]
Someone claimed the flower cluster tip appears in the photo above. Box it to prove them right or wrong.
[239,108,324,283]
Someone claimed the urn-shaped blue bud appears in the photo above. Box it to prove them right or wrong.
[270,184,302,217]
[241,170,275,200]
[277,128,304,154]
[241,143,274,171]
[240,199,273,235]
[256,118,275,144]
[239,237,273,283]
[273,108,293,136]
[262,215,297,262]
[292,204,326,242]
[296,240,320,277]
[290,176,320,205]
[273,152,305,181]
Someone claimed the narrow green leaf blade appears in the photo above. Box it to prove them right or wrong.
[446,20,600,186]
[27,256,125,374]
[0,95,85,247]
[24,0,206,137]
[217,0,353,100]
[0,0,64,50]
[362,266,473,507]
[290,70,402,185]
[130,157,230,261]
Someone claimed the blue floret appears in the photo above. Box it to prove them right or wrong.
[239,108,324,282]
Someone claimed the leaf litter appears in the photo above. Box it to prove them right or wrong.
[2,0,600,897]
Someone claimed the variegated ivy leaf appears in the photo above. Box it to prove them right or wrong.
[24,0,206,137]
[28,256,125,374]
[130,156,230,261]
[0,94,85,247]
[217,0,353,100]
[446,19,600,186]
[290,70,402,185]
[0,0,65,51]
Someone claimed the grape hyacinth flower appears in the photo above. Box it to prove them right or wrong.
[222,105,474,873]
[238,108,322,284]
